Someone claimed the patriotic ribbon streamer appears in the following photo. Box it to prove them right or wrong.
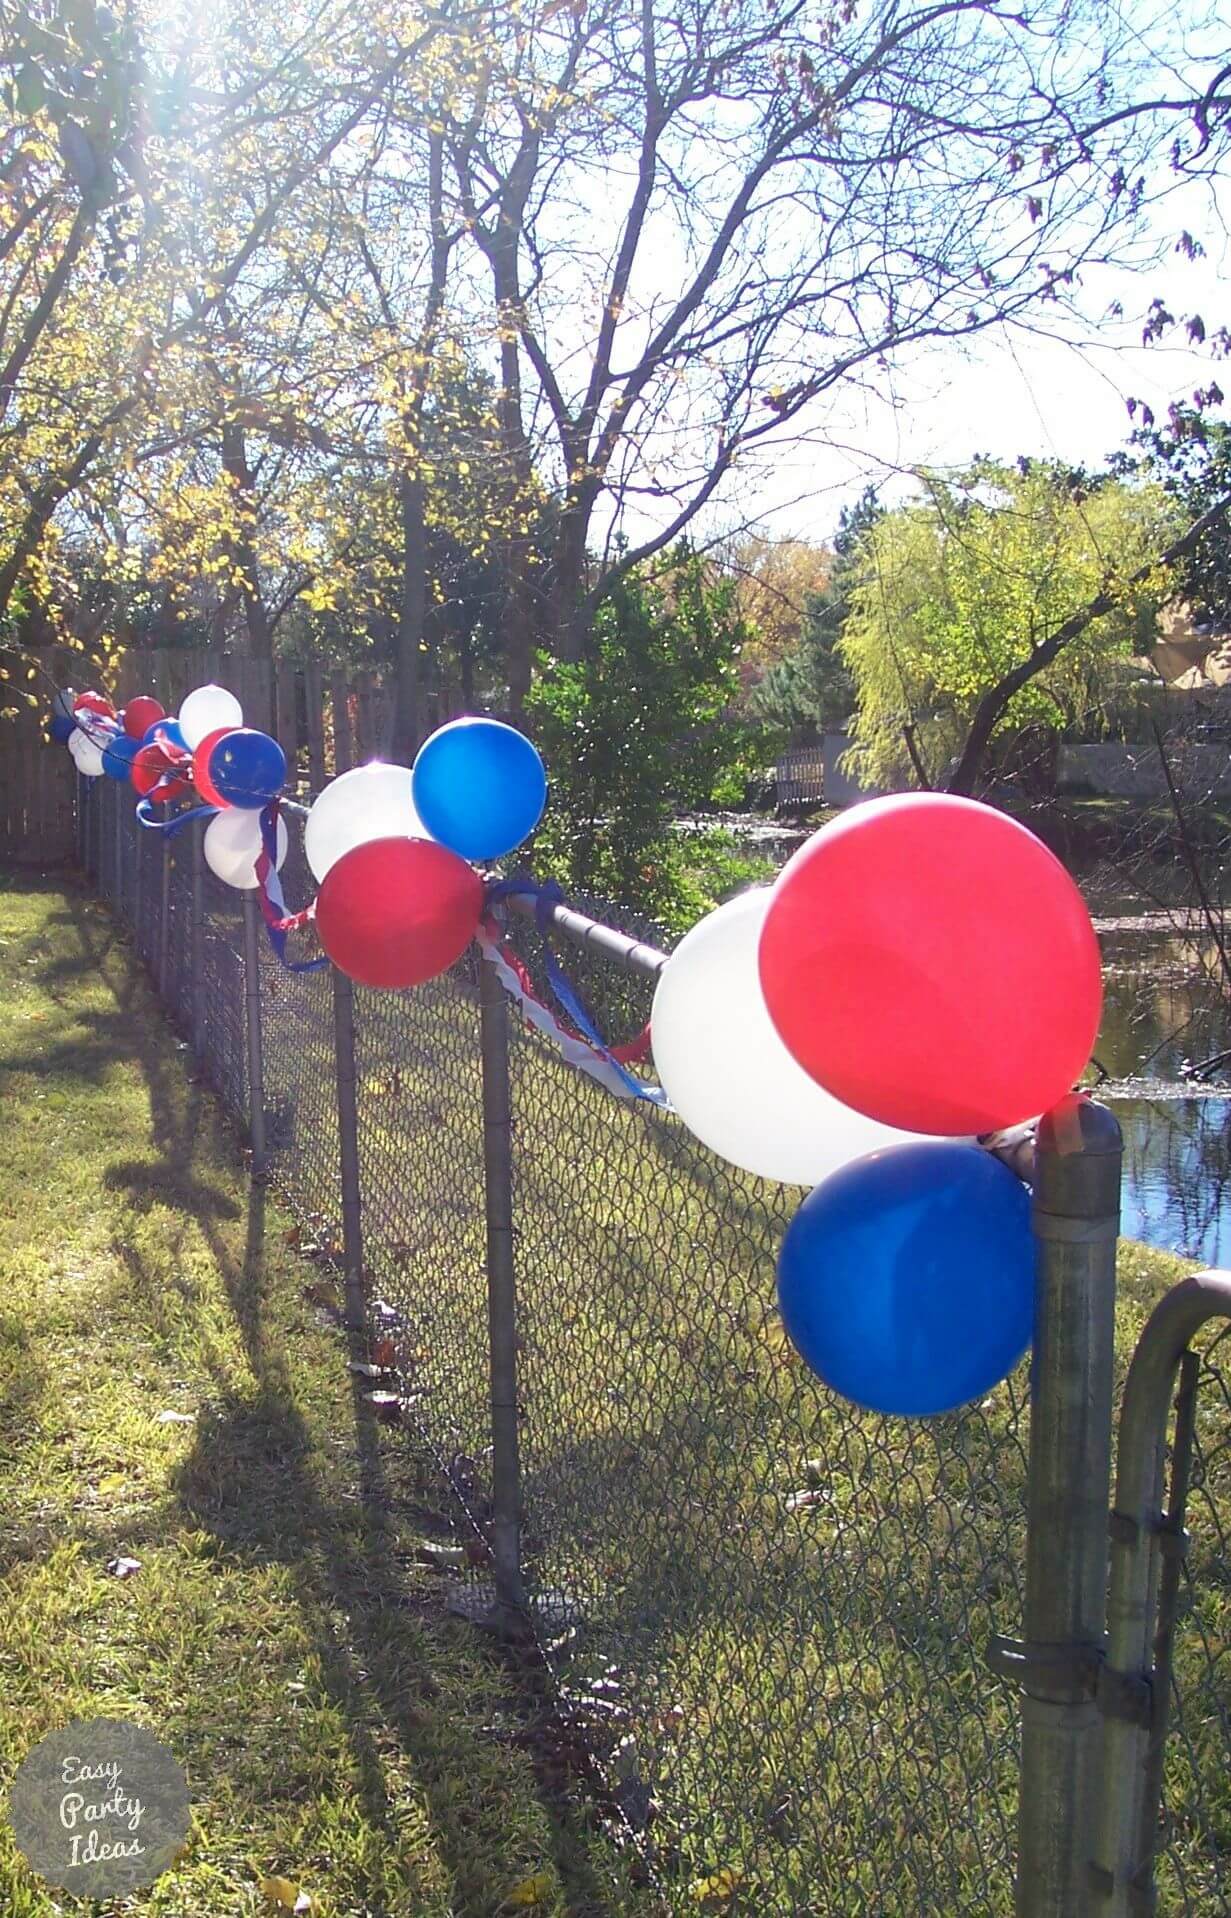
[136,799,217,836]
[482,878,667,1106]
[255,799,329,973]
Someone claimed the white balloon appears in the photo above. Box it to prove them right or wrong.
[303,761,429,882]
[651,888,941,1186]
[71,711,117,748]
[203,807,289,890]
[68,728,106,777]
[179,682,243,751]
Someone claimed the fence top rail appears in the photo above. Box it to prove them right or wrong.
[504,889,669,979]
[278,795,669,980]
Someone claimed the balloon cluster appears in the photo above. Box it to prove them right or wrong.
[51,683,291,890]
[54,686,1102,1422]
[53,687,549,989]
[304,719,547,988]
[650,794,1103,1418]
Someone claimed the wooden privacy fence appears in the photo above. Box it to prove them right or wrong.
[1,649,397,864]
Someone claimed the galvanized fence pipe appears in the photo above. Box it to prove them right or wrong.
[241,889,268,1178]
[1090,1270,1231,1915]
[478,944,526,1618]
[995,1097,1122,1918]
[159,833,171,995]
[190,822,206,1065]
[331,967,366,1329]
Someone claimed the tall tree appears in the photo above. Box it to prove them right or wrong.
[438,0,1229,685]
[0,0,446,656]
[751,486,879,735]
[839,460,1178,791]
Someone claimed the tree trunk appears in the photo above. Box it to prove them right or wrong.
[391,470,426,763]
[548,497,594,661]
[220,417,270,658]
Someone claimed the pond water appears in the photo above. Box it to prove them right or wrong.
[1092,895,1231,1267]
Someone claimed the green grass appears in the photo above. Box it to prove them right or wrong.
[328,942,1230,1916]
[0,870,650,1918]
[4,857,1229,1918]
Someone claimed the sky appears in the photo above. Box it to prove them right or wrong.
[719,174,1231,546]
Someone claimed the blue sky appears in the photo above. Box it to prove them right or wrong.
[715,170,1231,545]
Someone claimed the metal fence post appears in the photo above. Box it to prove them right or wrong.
[331,967,366,1329]
[112,782,122,901]
[241,890,268,1178]
[478,946,526,1618]
[190,821,206,1065]
[133,804,143,947]
[75,769,85,870]
[1090,1270,1231,1914]
[159,833,171,994]
[996,1095,1121,1917]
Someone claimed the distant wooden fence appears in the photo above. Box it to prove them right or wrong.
[1,649,397,865]
[774,743,826,808]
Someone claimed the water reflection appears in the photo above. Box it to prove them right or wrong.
[1095,901,1231,1265]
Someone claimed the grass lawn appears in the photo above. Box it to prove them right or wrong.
[0,869,650,1918]
[4,854,1228,1917]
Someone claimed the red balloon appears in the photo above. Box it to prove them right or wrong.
[314,837,483,991]
[757,794,1103,1135]
[131,742,192,804]
[73,690,115,720]
[123,694,165,740]
[193,727,237,808]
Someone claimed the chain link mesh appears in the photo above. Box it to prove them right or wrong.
[70,774,1231,1915]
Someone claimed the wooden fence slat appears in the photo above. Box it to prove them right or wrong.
[355,672,377,762]
[0,651,76,863]
[303,663,326,794]
[329,672,352,774]
[274,661,301,789]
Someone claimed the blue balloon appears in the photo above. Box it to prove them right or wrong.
[142,717,187,753]
[412,718,546,862]
[777,1142,1033,1417]
[102,733,141,781]
[50,713,75,744]
[207,727,286,809]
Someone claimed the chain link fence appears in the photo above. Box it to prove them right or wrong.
[73,774,1230,1916]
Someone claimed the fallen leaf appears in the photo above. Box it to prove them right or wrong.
[97,1472,129,1496]
[692,1868,742,1909]
[371,1335,398,1367]
[106,1556,141,1578]
[259,1875,316,1913]
[502,1870,553,1908]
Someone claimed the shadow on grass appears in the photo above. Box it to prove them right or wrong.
[51,878,622,1918]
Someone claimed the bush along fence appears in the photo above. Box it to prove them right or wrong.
[66,773,1231,1917]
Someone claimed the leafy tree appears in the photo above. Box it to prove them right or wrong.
[839,461,1179,792]
[751,486,880,736]
[437,0,1229,687]
[723,535,831,688]
[1129,403,1231,626]
[524,546,752,922]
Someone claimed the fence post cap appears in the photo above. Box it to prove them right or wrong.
[1034,1096,1122,1221]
